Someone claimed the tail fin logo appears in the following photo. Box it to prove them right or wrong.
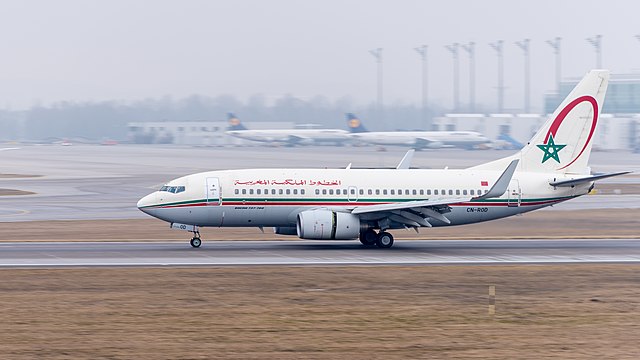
[348,118,361,128]
[229,117,241,126]
[538,95,598,169]
[536,134,566,163]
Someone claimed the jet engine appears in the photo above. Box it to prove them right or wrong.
[415,138,444,149]
[273,226,298,236]
[296,210,360,240]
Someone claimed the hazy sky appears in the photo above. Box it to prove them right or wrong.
[1,0,638,112]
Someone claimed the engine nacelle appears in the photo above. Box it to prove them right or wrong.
[296,210,360,240]
[273,226,298,236]
[425,141,444,149]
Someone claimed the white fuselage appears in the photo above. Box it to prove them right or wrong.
[137,167,587,229]
[349,131,491,149]
[226,129,351,145]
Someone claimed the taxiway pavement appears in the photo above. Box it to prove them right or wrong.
[2,145,639,222]
[1,239,639,267]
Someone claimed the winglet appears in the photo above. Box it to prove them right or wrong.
[474,159,519,200]
[396,150,415,169]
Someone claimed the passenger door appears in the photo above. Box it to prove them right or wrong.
[206,177,221,205]
[507,179,521,207]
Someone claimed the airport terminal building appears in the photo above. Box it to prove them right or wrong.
[127,121,294,146]
[433,113,640,151]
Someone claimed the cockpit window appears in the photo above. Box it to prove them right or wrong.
[160,185,186,194]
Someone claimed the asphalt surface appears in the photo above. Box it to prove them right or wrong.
[1,145,639,222]
[1,239,639,267]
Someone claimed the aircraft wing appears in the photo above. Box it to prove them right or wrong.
[414,137,439,149]
[351,197,468,215]
[286,134,311,145]
[349,159,518,228]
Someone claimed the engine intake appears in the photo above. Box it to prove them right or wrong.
[296,210,360,240]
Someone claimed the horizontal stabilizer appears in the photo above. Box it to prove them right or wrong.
[474,159,519,200]
[549,171,631,187]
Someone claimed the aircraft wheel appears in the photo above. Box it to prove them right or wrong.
[376,232,394,248]
[359,229,378,246]
[190,237,202,248]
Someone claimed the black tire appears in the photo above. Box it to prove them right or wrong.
[376,232,394,248]
[359,230,378,246]
[190,237,202,248]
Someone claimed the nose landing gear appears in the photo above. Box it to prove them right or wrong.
[190,229,202,248]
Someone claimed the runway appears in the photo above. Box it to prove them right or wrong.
[1,239,639,267]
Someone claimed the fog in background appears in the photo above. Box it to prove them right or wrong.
[1,0,638,139]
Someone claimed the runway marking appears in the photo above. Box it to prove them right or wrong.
[0,208,30,217]
[1,240,639,268]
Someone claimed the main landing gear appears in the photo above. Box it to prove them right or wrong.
[359,229,394,249]
[190,230,202,248]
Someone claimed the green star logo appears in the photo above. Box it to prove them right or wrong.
[537,134,566,164]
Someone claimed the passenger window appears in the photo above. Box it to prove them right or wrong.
[336,189,341,195]
[322,189,327,195]
[359,189,364,195]
[249,189,254,195]
[442,189,446,195]
[426,190,431,195]
[279,189,283,195]
[293,189,298,195]
[484,190,488,194]
[463,190,468,195]
[419,189,424,195]
[376,189,380,195]
[329,189,334,195]
[368,189,373,195]
[315,189,320,195]
[383,189,388,195]
[272,189,276,195]
[235,189,239,195]
[405,190,409,195]
[301,189,305,195]
[434,190,439,195]
[456,189,460,195]
[286,189,290,195]
[448,190,453,195]
[412,190,417,195]
[257,189,261,195]
[242,189,246,195]
[351,189,356,195]
[398,189,402,195]
[470,190,475,195]
[264,188,268,194]
[390,190,395,195]
[478,189,482,195]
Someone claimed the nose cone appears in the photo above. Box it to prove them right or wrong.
[137,192,158,214]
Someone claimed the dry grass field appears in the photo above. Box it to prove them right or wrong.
[0,265,639,359]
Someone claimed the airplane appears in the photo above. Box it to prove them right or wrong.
[346,113,492,150]
[225,113,351,146]
[138,70,629,249]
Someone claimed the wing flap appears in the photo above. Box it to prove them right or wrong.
[351,197,469,215]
